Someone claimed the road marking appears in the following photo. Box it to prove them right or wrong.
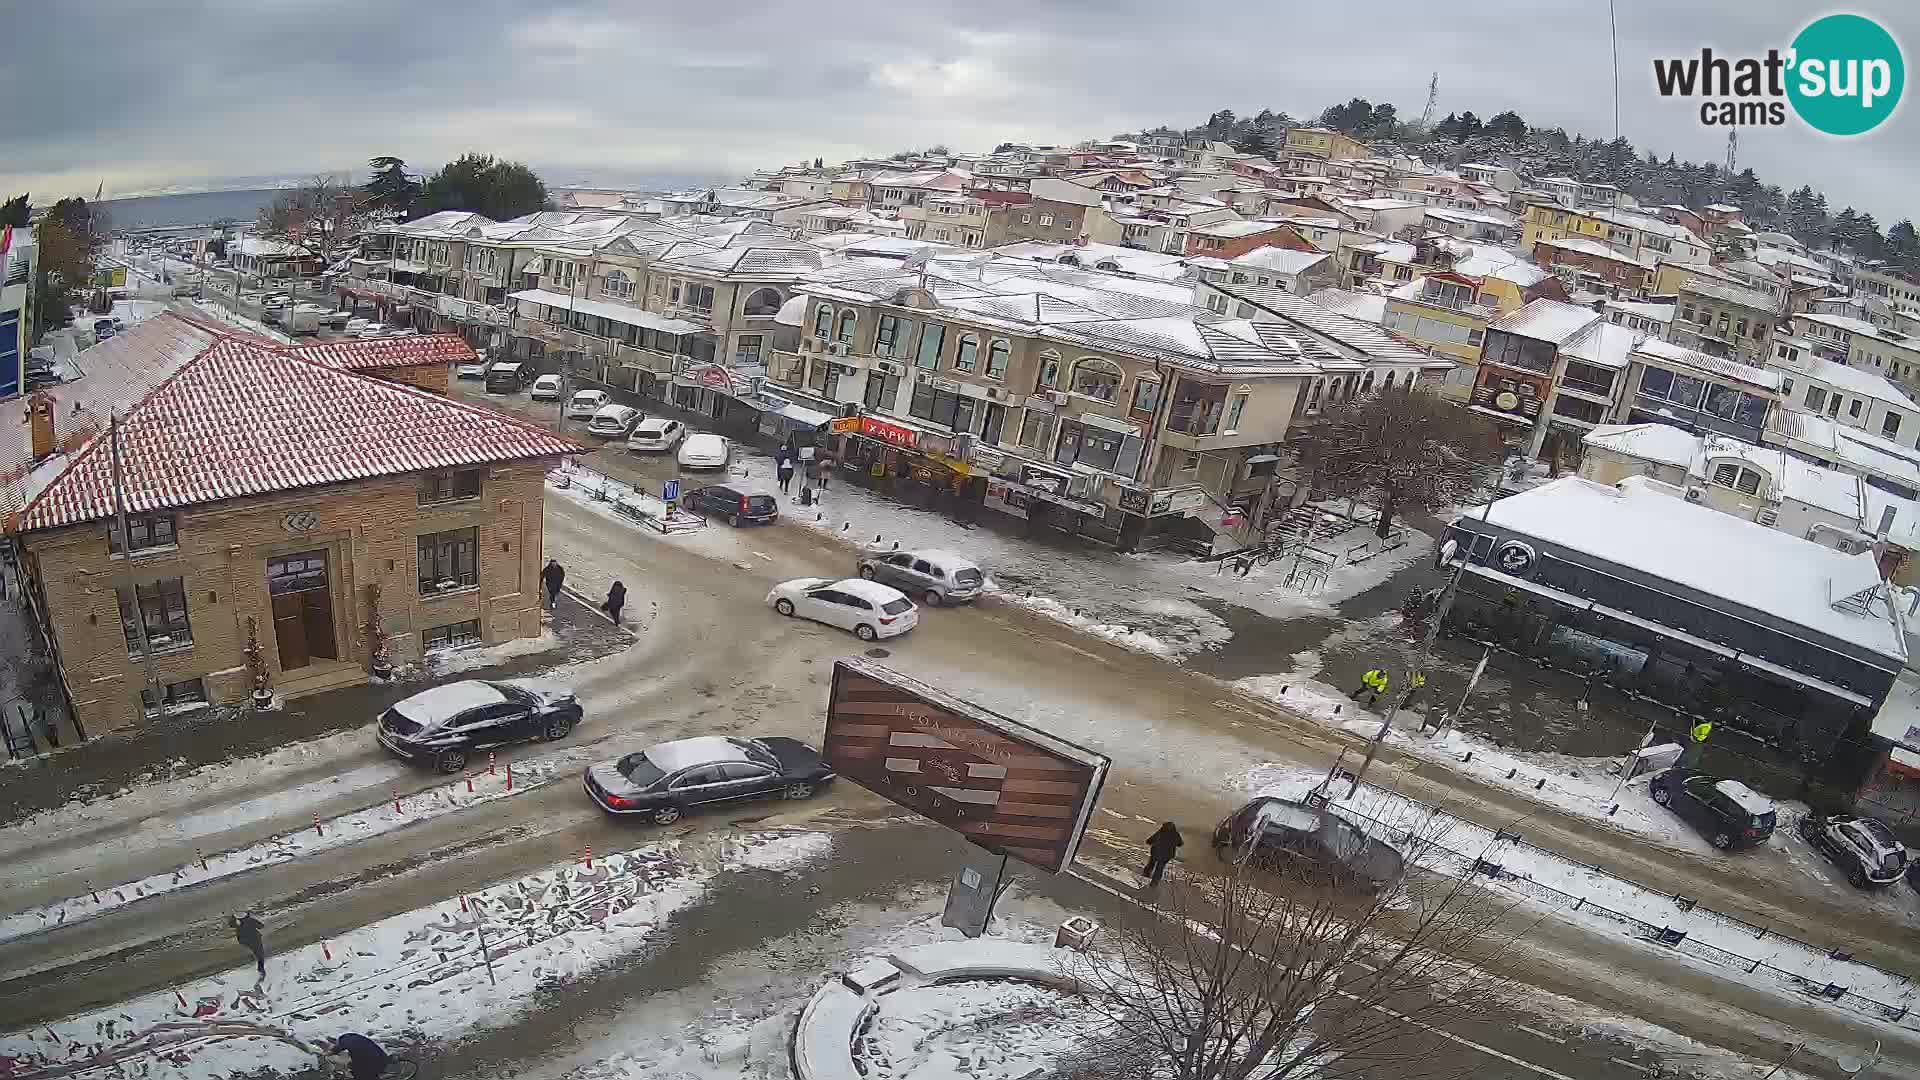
[1608,1058,1654,1075]
[1516,1024,1566,1045]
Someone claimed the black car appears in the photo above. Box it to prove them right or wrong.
[1648,768,1777,850]
[1212,796,1406,891]
[376,678,582,772]
[1798,812,1908,887]
[684,484,778,526]
[584,735,833,824]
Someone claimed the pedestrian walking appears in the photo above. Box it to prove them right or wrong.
[1404,669,1427,706]
[777,461,795,493]
[1348,668,1388,707]
[1141,821,1184,885]
[815,455,833,491]
[541,559,565,609]
[602,581,627,625]
[231,912,266,976]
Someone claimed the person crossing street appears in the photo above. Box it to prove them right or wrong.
[231,912,266,977]
[1141,821,1184,886]
[1349,668,1389,707]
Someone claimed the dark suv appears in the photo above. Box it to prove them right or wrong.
[1649,768,1777,850]
[685,484,778,526]
[1799,812,1907,888]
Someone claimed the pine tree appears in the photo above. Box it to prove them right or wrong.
[418,154,550,221]
[1,193,27,227]
[1234,125,1276,157]
[363,156,420,216]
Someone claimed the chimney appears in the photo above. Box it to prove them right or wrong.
[28,391,55,462]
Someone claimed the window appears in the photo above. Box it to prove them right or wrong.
[1018,410,1054,451]
[109,511,177,555]
[120,578,191,654]
[1681,304,1697,324]
[742,288,783,316]
[683,284,715,312]
[140,677,208,718]
[1224,392,1248,431]
[1039,213,1054,227]
[1207,293,1229,315]
[602,270,634,300]
[423,619,483,650]
[864,371,900,411]
[1735,318,1748,338]
[1037,351,1061,389]
[419,528,479,594]
[1071,358,1124,402]
[419,468,482,505]
[1710,462,1765,495]
[810,360,844,398]
[1131,377,1162,414]
[1849,398,1863,419]
[1884,412,1903,439]
[876,314,902,356]
[836,309,858,343]
[813,305,833,337]
[1021,213,1032,224]
[985,339,1010,380]
[908,383,968,428]
[1805,385,1827,411]
[915,323,947,370]
[733,334,764,365]
[954,334,979,373]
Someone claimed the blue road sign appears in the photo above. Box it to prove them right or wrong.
[662,479,679,503]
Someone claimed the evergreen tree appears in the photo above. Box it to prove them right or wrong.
[418,154,550,221]
[1,193,27,227]
[363,156,421,215]
[1485,111,1526,140]
[1234,125,1276,157]
[1205,110,1237,139]
[1832,206,1863,251]
[1432,112,1461,140]
[1889,220,1920,270]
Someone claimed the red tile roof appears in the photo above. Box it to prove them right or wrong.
[18,319,581,533]
[288,335,477,371]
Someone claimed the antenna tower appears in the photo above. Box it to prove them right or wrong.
[1419,72,1439,129]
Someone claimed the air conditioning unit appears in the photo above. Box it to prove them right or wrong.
[1683,486,1704,502]
[1049,390,1071,405]
[985,386,1002,400]
[875,361,904,377]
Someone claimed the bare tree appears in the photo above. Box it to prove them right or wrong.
[256,174,393,257]
[1293,385,1503,537]
[1061,803,1524,1080]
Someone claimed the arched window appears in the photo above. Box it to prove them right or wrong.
[813,304,833,337]
[743,287,783,316]
[1071,357,1124,402]
[1360,370,1376,394]
[1382,371,1396,392]
[985,339,1011,380]
[1037,349,1062,389]
[954,334,980,373]
[836,309,858,343]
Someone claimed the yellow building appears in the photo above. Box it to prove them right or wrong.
[1381,250,1569,390]
[1520,204,1608,253]
[1283,127,1369,161]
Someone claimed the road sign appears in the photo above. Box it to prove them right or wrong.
[662,479,679,503]
[823,659,1109,874]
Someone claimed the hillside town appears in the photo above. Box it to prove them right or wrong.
[7,101,1920,1080]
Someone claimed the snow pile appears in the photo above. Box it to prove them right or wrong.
[855,980,1103,1080]
[414,630,566,678]
[724,830,834,873]
[0,844,711,1080]
[997,592,1185,658]
[0,755,569,946]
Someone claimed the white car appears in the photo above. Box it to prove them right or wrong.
[530,374,563,401]
[586,404,643,438]
[626,417,686,452]
[676,432,731,470]
[455,360,490,380]
[767,577,919,641]
[565,390,609,420]
[353,323,389,338]
[345,318,373,333]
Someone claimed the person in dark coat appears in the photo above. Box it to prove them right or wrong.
[777,459,796,493]
[541,559,565,609]
[330,1033,390,1080]
[603,581,627,624]
[1142,822,1183,885]
[232,912,266,976]
[814,454,833,491]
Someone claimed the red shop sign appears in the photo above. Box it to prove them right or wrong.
[696,365,734,389]
[860,416,918,449]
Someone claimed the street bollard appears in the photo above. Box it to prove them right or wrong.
[585,846,593,870]
[393,788,402,814]
[465,771,474,794]
[506,762,514,791]
[174,991,188,1010]
[314,814,323,836]
[489,751,497,776]
[197,849,208,871]
[322,941,332,961]
[459,895,469,913]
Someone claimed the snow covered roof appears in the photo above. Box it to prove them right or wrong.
[1562,322,1640,370]
[1582,423,1701,469]
[508,289,707,335]
[1605,300,1676,323]
[1802,354,1913,408]
[1469,477,1903,661]
[233,236,310,258]
[1538,236,1655,269]
[18,318,582,533]
[1490,299,1601,345]
[1634,338,1782,391]
[1679,275,1778,313]
[1304,288,1387,325]
[1191,219,1283,238]
[1767,411,1920,491]
[1229,248,1330,276]
[1446,245,1550,288]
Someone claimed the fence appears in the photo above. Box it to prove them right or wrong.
[552,463,706,535]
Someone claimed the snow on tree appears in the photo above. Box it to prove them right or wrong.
[1292,385,1503,538]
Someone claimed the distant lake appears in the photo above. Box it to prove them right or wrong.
[100,188,281,231]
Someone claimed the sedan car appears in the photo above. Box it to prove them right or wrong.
[584,735,834,824]
[376,678,582,773]
[627,417,686,452]
[529,373,563,401]
[858,548,986,606]
[1649,768,1777,850]
[1799,812,1908,887]
[685,484,778,526]
[677,432,731,470]
[455,360,491,380]
[565,389,609,420]
[586,403,644,438]
[1212,796,1405,891]
[768,577,917,641]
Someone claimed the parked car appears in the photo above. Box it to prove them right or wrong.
[376,679,583,773]
[1212,796,1406,891]
[565,389,609,420]
[586,403,644,438]
[857,548,985,606]
[488,363,532,394]
[767,577,917,641]
[455,359,491,380]
[93,318,117,342]
[1649,768,1777,850]
[1798,812,1908,887]
[626,417,686,452]
[584,735,834,824]
[352,323,390,338]
[527,372,562,400]
[686,484,779,526]
[345,318,373,334]
[676,432,731,470]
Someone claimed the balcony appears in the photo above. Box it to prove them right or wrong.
[1410,289,1499,316]
[1557,375,1616,402]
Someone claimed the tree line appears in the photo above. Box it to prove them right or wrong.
[255,152,551,250]
[1,193,110,341]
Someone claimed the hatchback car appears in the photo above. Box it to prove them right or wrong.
[376,679,583,773]
[1649,768,1777,850]
[565,390,609,419]
[455,360,491,380]
[1799,812,1908,887]
[584,735,834,824]
[1213,797,1406,891]
[528,372,562,400]
[858,548,985,606]
[686,484,779,526]
[768,577,917,640]
[586,404,643,438]
[677,432,731,470]
[627,417,686,453]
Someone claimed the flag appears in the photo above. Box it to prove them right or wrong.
[0,224,11,259]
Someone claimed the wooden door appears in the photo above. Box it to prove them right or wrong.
[272,592,310,670]
[266,550,335,670]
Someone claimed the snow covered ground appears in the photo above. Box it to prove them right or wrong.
[855,979,1101,1080]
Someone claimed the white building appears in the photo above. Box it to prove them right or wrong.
[1771,336,1920,448]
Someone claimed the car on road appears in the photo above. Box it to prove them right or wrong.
[586,403,644,438]
[455,359,491,380]
[490,363,533,394]
[857,548,985,606]
[1648,768,1777,850]
[1212,796,1406,891]
[583,735,834,824]
[1798,812,1907,887]
[676,432,731,470]
[626,417,686,452]
[376,679,583,773]
[685,484,779,526]
[767,576,917,640]
[565,389,609,420]
[528,372,562,400]
[345,317,373,334]
[353,323,390,338]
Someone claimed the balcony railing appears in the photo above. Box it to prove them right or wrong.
[1413,290,1499,315]
[1166,402,1224,437]
[1559,375,1615,398]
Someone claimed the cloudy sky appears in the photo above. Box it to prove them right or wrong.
[2,1,1913,221]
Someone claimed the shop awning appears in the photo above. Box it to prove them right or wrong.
[1734,652,1874,709]
[508,289,707,335]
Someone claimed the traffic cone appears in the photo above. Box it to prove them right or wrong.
[506,762,514,791]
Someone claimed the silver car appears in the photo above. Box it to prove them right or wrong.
[857,548,985,606]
